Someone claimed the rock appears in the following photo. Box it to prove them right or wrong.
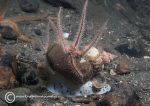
[43,0,75,10]
[97,81,142,106]
[24,70,39,85]
[21,69,39,85]
[42,0,104,15]
[34,29,42,36]
[115,40,147,58]
[43,0,108,22]
[144,56,150,60]
[34,46,41,51]
[16,57,39,85]
[63,32,69,39]
[32,39,42,51]
[0,25,17,40]
[108,57,131,75]
[85,47,100,61]
[55,103,63,106]
[19,0,39,13]
[110,69,117,76]
[116,59,130,75]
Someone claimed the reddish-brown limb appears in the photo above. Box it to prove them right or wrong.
[0,9,5,21]
[17,35,30,43]
[56,7,63,42]
[0,0,50,23]
[81,18,110,56]
[41,16,56,53]
[8,13,51,23]
[0,20,21,35]
[47,16,58,42]
[0,0,52,43]
[0,12,52,43]
[0,20,30,42]
[43,17,51,53]
[56,7,67,52]
[0,12,5,21]
[73,0,88,48]
[0,16,3,21]
[47,17,58,33]
[70,55,83,77]
[0,10,5,21]
[0,0,9,21]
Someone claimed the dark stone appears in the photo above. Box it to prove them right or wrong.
[16,64,27,84]
[97,82,142,106]
[26,71,39,85]
[33,42,42,51]
[34,45,41,51]
[43,0,75,10]
[22,70,39,85]
[19,0,39,13]
[34,29,42,36]
[0,53,15,68]
[115,40,147,58]
[0,25,17,40]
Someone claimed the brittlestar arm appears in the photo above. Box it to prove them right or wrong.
[73,0,88,48]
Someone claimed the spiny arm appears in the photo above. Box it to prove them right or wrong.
[8,13,54,23]
[0,20,30,42]
[73,0,88,48]
[56,7,67,52]
[82,18,109,56]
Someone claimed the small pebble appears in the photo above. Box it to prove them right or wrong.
[80,58,86,63]
[119,81,123,83]
[116,60,130,74]
[24,44,28,48]
[34,29,42,36]
[144,56,150,59]
[63,33,69,39]
[22,70,39,85]
[33,44,41,51]
[43,0,75,9]
[110,69,117,75]
[0,26,17,40]
[65,15,70,18]
[97,82,142,106]
[84,95,87,98]
[19,0,39,13]
[55,103,63,106]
